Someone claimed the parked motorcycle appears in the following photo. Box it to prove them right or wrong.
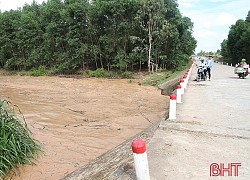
[196,65,207,82]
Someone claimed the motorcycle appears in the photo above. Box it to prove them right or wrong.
[196,65,207,82]
[234,66,249,79]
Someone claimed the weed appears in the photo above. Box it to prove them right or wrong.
[0,100,42,179]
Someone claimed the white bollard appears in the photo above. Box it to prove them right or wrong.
[132,139,150,180]
[180,79,185,94]
[183,74,188,89]
[168,94,176,120]
[176,85,182,103]
[186,70,190,79]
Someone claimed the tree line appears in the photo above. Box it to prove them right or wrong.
[220,10,250,65]
[0,0,197,74]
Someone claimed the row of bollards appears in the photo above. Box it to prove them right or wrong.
[131,62,194,180]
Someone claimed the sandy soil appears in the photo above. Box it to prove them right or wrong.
[0,74,168,180]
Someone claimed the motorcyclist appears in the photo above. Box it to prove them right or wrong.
[235,58,249,78]
[240,59,249,68]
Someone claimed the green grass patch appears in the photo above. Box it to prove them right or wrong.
[141,71,172,86]
[141,64,191,86]
[19,66,48,76]
[0,100,42,179]
[87,68,134,79]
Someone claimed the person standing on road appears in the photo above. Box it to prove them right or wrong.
[206,55,214,80]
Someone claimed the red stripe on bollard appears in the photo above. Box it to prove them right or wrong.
[177,85,181,89]
[183,75,187,79]
[132,139,146,154]
[170,94,176,100]
[180,79,184,83]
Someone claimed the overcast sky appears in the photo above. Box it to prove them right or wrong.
[0,0,249,54]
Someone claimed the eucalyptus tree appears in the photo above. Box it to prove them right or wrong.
[89,0,142,71]
[40,0,67,69]
[0,0,197,73]
[140,0,166,71]
[63,0,89,70]
[15,1,44,69]
[177,16,196,62]
[0,10,22,70]
[220,39,230,62]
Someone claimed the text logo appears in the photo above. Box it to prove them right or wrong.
[210,163,241,177]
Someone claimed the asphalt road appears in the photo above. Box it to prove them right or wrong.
[147,62,250,180]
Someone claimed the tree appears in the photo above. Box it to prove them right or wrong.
[246,10,250,22]
[141,0,166,72]
[220,39,229,62]
[227,19,250,64]
[0,0,197,73]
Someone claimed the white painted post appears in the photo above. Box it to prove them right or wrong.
[168,94,176,120]
[186,69,190,79]
[180,79,185,95]
[176,85,182,104]
[132,139,150,180]
[183,74,188,89]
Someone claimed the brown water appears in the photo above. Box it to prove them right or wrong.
[0,74,167,180]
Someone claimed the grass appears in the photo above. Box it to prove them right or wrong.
[0,100,42,179]
[141,64,191,86]
[19,66,48,76]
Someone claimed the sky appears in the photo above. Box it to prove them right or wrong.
[0,0,249,54]
[178,0,249,53]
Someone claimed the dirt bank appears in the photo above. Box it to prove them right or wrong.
[0,74,168,180]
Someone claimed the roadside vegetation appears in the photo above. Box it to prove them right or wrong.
[141,63,191,86]
[0,0,196,74]
[220,10,250,65]
[0,100,42,179]
[196,10,250,65]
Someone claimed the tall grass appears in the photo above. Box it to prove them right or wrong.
[141,63,192,86]
[0,100,41,179]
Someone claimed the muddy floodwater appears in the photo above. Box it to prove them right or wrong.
[0,74,167,180]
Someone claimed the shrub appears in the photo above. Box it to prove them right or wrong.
[0,100,41,178]
[121,71,133,79]
[87,68,107,77]
[28,66,48,76]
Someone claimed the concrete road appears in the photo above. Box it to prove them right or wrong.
[147,62,250,180]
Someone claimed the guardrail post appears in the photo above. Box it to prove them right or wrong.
[132,139,150,180]
[168,94,176,120]
[180,79,185,94]
[176,85,182,104]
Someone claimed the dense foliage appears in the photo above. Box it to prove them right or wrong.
[0,100,41,178]
[0,0,196,73]
[220,10,250,65]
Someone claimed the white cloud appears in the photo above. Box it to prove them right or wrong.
[196,29,217,38]
[178,0,199,8]
[215,12,237,26]
[179,0,249,53]
[0,0,45,12]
